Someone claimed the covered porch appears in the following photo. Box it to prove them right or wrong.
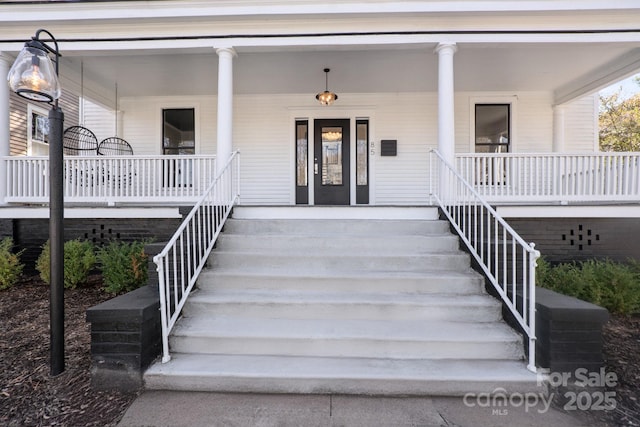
[1,1,640,209]
[1,151,640,207]
[1,2,637,396]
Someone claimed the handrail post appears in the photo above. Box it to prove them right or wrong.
[155,259,171,363]
[527,243,540,373]
[429,151,434,205]
[235,150,241,203]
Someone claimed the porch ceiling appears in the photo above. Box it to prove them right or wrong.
[68,42,639,103]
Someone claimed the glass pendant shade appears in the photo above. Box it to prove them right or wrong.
[7,45,61,103]
[315,68,338,106]
[316,90,338,106]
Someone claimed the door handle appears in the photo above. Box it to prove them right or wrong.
[314,158,319,175]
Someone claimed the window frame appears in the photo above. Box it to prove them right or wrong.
[469,96,517,153]
[27,103,50,155]
[295,119,309,204]
[355,118,369,204]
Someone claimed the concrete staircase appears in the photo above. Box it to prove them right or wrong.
[144,206,540,395]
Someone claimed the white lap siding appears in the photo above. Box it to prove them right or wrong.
[117,91,594,205]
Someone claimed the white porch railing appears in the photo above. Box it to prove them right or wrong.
[4,154,216,205]
[457,152,640,203]
[154,151,240,363]
[431,150,540,372]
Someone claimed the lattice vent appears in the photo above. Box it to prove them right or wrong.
[84,224,121,245]
[562,224,600,251]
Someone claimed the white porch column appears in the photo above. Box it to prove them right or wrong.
[216,47,236,173]
[553,105,566,152]
[435,43,457,199]
[0,52,12,205]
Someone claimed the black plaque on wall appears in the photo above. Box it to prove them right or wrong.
[380,140,397,156]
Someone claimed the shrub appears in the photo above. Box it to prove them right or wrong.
[0,238,25,290]
[536,258,640,315]
[36,239,96,289]
[64,239,97,289]
[98,241,148,295]
[35,240,51,285]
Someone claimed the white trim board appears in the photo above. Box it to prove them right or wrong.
[232,206,439,220]
[496,205,640,218]
[0,207,182,219]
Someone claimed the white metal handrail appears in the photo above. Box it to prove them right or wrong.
[457,152,640,203]
[431,150,540,372]
[154,151,240,363]
[4,154,216,204]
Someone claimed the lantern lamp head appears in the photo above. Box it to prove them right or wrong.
[7,30,61,103]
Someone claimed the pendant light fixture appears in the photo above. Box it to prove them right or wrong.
[316,68,338,106]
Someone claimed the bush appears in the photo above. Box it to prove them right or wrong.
[35,241,50,285]
[0,238,25,290]
[98,241,148,295]
[35,239,96,289]
[536,258,640,315]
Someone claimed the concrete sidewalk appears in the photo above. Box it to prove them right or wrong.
[117,391,603,427]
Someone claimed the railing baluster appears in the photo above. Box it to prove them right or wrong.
[5,154,216,204]
[431,149,540,373]
[453,152,640,203]
[502,227,507,294]
[152,152,240,363]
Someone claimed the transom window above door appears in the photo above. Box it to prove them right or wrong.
[475,104,510,153]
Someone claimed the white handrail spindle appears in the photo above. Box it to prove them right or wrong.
[455,152,640,203]
[2,154,216,204]
[153,151,240,363]
[431,149,540,372]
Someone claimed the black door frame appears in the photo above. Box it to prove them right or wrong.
[313,118,351,205]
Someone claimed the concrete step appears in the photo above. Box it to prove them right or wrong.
[183,290,502,322]
[197,269,484,295]
[144,354,540,396]
[216,233,459,254]
[209,251,471,273]
[146,207,536,397]
[222,218,450,236]
[170,316,523,360]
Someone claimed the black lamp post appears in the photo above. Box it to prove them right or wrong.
[7,29,65,376]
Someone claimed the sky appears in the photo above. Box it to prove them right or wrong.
[600,73,640,100]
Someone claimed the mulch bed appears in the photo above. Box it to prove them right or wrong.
[0,275,639,426]
[0,276,138,427]
[597,315,640,426]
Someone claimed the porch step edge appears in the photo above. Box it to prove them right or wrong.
[172,316,519,342]
[196,269,484,294]
[144,354,542,396]
[232,206,439,220]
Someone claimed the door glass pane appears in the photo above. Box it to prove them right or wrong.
[322,127,342,186]
[356,121,368,186]
[296,121,308,186]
